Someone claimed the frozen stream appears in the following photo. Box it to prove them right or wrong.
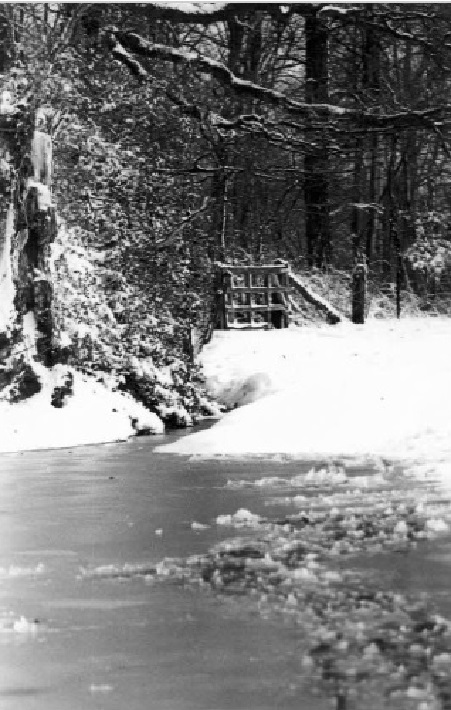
[1,430,451,710]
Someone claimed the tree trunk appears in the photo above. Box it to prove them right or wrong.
[365,134,378,264]
[399,44,417,251]
[0,104,57,370]
[362,10,380,264]
[210,158,227,262]
[351,142,367,324]
[384,134,403,316]
[222,14,264,258]
[350,17,371,323]
[351,260,367,324]
[304,7,330,268]
[381,138,394,283]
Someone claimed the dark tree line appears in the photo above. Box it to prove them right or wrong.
[3,3,451,329]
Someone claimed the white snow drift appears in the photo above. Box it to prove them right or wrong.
[158,318,451,487]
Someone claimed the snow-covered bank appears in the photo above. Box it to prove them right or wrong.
[157,319,451,485]
[0,365,163,453]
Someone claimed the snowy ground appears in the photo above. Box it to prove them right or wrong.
[158,318,451,488]
[0,365,163,453]
[4,317,451,477]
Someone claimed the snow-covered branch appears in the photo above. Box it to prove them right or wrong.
[139,3,300,24]
[108,30,348,120]
[106,29,451,133]
[135,3,366,24]
[110,39,149,79]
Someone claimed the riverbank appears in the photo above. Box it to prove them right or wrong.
[158,317,451,488]
[0,365,163,453]
[2,316,451,470]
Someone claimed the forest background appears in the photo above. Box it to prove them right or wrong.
[1,2,451,427]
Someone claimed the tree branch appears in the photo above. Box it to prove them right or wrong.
[154,196,210,249]
[108,30,348,119]
[106,29,451,133]
[142,3,299,24]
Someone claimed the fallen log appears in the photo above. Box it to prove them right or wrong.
[288,272,343,324]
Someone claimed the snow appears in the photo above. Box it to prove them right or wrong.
[191,521,210,530]
[30,130,52,187]
[0,563,44,579]
[152,2,227,13]
[22,311,37,357]
[26,179,53,210]
[0,612,40,636]
[0,202,16,333]
[216,508,261,527]
[318,5,358,15]
[157,319,451,489]
[12,616,39,634]
[111,40,149,79]
[0,365,163,454]
[0,91,14,115]
[122,33,352,120]
[289,271,342,321]
[90,685,113,694]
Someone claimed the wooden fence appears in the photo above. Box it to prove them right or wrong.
[216,263,290,329]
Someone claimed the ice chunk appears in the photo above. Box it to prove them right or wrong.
[426,517,448,533]
[191,521,210,530]
[394,520,408,535]
[13,616,39,634]
[216,508,261,527]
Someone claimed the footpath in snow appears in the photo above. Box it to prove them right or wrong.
[158,318,451,487]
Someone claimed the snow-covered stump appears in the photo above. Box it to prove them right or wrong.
[0,98,59,399]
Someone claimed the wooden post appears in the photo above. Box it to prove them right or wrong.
[224,270,232,329]
[248,270,254,326]
[352,258,367,324]
[267,272,271,326]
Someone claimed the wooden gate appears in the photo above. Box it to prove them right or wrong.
[216,263,290,329]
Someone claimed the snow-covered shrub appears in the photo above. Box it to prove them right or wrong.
[366,285,423,319]
[405,234,451,311]
[50,222,219,426]
[403,212,451,300]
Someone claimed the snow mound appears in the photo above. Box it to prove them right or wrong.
[212,371,274,408]
[0,365,163,453]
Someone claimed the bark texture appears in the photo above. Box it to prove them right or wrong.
[304,7,330,267]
